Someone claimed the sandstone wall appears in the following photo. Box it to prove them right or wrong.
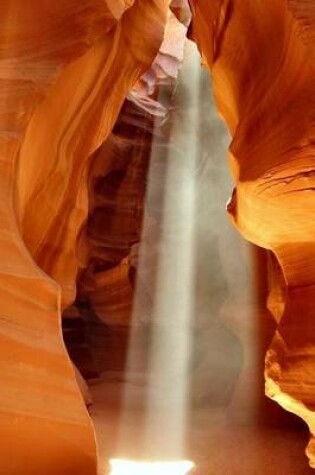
[190,0,315,467]
[0,2,169,473]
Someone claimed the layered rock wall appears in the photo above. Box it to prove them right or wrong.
[190,0,315,467]
[0,2,169,474]
[75,8,188,328]
[2,0,315,471]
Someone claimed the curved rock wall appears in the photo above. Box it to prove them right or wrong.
[190,0,315,467]
[2,0,314,470]
[75,8,188,328]
[0,1,169,474]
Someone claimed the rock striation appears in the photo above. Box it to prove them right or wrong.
[189,0,315,468]
[0,1,169,474]
[1,0,315,471]
[75,7,189,327]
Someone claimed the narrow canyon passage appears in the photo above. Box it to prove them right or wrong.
[64,42,312,475]
[2,2,315,474]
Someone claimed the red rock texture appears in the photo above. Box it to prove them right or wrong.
[2,0,314,471]
[0,2,169,474]
[189,0,315,468]
[77,99,155,326]
[76,7,188,326]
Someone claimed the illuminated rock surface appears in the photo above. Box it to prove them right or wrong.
[189,0,315,468]
[88,38,314,475]
[76,8,188,327]
[0,1,169,474]
[1,0,315,473]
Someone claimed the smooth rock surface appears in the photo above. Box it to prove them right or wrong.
[190,0,315,467]
[0,2,169,473]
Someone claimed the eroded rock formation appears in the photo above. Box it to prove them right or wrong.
[1,0,315,472]
[0,2,170,474]
[74,8,188,330]
[189,0,315,467]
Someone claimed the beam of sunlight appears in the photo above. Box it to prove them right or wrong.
[115,40,201,463]
[143,40,200,458]
[109,459,195,475]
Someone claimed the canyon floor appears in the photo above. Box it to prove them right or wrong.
[89,374,313,475]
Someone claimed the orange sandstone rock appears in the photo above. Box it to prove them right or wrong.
[0,1,169,473]
[76,8,188,327]
[190,0,315,467]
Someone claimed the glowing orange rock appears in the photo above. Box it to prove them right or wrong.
[76,7,189,327]
[0,1,169,473]
[190,0,315,467]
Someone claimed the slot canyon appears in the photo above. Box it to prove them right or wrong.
[0,1,315,474]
